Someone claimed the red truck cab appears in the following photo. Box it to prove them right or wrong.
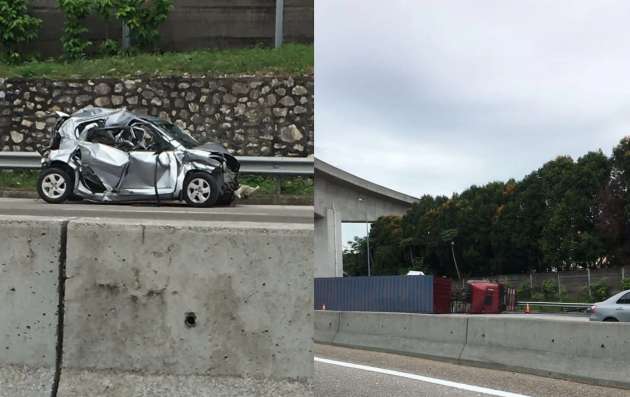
[467,281,504,314]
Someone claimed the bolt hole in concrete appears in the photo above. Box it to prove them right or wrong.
[184,312,197,328]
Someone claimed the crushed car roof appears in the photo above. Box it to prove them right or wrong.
[70,107,158,127]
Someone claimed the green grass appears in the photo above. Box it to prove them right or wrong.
[0,170,38,190]
[238,175,313,196]
[0,44,313,79]
[0,170,313,196]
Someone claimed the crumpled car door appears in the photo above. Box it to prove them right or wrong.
[79,142,130,192]
[119,151,177,192]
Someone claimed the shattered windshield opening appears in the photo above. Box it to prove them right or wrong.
[153,120,199,149]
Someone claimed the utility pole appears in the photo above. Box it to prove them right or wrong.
[451,241,462,287]
[122,23,130,50]
[366,219,371,276]
[358,197,371,276]
[556,270,561,301]
[274,0,284,48]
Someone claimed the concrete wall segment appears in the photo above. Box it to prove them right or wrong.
[0,215,66,397]
[0,215,314,396]
[61,218,313,381]
[314,310,630,388]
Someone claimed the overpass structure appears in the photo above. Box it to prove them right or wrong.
[314,159,418,277]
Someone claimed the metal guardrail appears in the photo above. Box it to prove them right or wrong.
[0,152,41,169]
[236,156,313,176]
[517,301,592,309]
[0,152,314,176]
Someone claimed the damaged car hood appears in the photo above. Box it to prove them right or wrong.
[191,143,240,173]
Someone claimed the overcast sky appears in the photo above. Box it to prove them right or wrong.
[315,0,630,201]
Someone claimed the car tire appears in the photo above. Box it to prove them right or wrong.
[37,167,72,204]
[603,317,619,322]
[217,190,236,206]
[68,193,84,202]
[183,172,220,207]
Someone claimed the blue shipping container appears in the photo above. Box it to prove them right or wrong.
[314,275,434,313]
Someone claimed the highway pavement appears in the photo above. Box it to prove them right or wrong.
[0,198,312,224]
[314,344,630,397]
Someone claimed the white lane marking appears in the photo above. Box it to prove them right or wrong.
[314,357,531,397]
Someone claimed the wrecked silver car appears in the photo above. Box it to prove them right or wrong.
[37,107,240,207]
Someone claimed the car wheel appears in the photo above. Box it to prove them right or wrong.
[68,193,84,202]
[217,190,236,206]
[603,317,619,322]
[37,167,72,204]
[184,172,220,207]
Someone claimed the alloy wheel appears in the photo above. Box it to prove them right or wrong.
[41,173,67,200]
[187,177,211,204]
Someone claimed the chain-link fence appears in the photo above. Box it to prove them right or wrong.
[465,266,629,303]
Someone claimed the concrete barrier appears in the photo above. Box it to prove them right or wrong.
[313,311,340,344]
[326,311,468,361]
[0,216,64,397]
[461,316,630,387]
[0,215,314,396]
[314,311,630,388]
[60,218,313,396]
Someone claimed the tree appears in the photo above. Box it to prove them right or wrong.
[565,151,610,268]
[343,236,368,276]
[0,0,41,61]
[598,137,630,266]
[341,137,628,278]
[455,182,506,276]
[369,216,407,275]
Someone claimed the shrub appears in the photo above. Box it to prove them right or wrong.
[58,0,173,58]
[575,286,592,303]
[98,39,120,56]
[622,278,630,290]
[114,0,173,51]
[0,0,42,62]
[542,279,559,300]
[58,0,93,59]
[590,280,611,302]
[516,281,531,300]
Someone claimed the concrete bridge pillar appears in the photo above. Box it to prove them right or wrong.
[315,207,342,277]
[314,159,418,278]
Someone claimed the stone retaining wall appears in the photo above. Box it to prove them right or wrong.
[0,75,313,157]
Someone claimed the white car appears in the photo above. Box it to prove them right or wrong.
[589,289,630,322]
[37,107,240,207]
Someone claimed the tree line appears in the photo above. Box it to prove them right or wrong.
[344,137,630,278]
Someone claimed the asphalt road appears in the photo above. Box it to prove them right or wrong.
[314,344,630,397]
[0,198,312,224]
